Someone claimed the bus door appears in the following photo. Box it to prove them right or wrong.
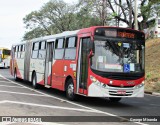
[45,41,54,88]
[77,37,91,95]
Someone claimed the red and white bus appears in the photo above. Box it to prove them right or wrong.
[10,26,145,102]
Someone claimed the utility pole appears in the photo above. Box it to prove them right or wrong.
[134,0,138,30]
[134,0,139,63]
[116,1,120,27]
[101,0,108,26]
[129,0,132,28]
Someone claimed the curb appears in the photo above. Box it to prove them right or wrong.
[152,92,160,96]
[144,91,152,94]
[145,91,160,96]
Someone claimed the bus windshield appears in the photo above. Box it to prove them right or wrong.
[91,39,145,73]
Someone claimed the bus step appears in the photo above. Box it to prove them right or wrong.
[45,85,51,88]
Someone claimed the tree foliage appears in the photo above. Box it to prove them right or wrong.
[78,0,160,30]
[23,0,160,40]
[23,0,101,40]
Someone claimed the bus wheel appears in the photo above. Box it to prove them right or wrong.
[32,72,39,89]
[109,97,121,102]
[66,79,76,101]
[14,69,18,81]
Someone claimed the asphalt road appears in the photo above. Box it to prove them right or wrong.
[0,68,159,125]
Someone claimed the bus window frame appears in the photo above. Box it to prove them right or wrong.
[17,45,21,59]
[54,38,65,60]
[32,42,39,59]
[64,36,77,60]
[38,41,46,59]
[20,44,25,59]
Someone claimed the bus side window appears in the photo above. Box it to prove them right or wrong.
[20,45,25,58]
[38,41,46,59]
[32,42,39,59]
[14,46,17,58]
[21,45,23,52]
[54,38,64,59]
[22,45,25,52]
[14,46,18,58]
[17,46,21,58]
[64,36,77,60]
[20,45,23,58]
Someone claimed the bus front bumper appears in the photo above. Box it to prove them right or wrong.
[88,81,144,97]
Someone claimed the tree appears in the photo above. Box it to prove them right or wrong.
[108,0,160,30]
[23,0,101,40]
[78,0,109,26]
[23,0,76,40]
[78,0,160,30]
[23,10,51,35]
[23,27,49,40]
[23,0,160,40]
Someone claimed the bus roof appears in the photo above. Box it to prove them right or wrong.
[31,29,80,43]
[12,26,144,46]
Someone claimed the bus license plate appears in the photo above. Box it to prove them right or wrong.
[117,90,126,94]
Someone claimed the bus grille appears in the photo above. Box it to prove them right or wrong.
[108,84,134,88]
[109,91,133,96]
[108,87,134,96]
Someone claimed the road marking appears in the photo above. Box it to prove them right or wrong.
[0,85,25,88]
[0,100,104,114]
[0,90,51,97]
[0,81,13,83]
[149,104,160,107]
[0,75,99,112]
[0,74,148,125]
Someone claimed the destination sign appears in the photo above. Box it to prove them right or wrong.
[117,32,135,39]
[95,28,145,40]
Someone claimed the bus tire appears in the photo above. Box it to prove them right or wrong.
[32,72,39,89]
[66,79,76,101]
[109,97,121,102]
[14,69,19,81]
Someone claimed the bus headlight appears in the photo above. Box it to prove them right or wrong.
[90,75,109,89]
[90,75,98,83]
[135,81,144,89]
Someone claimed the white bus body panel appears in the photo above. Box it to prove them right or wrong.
[30,59,45,83]
[88,82,144,97]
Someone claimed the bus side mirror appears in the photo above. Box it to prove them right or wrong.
[89,41,95,58]
[89,41,95,51]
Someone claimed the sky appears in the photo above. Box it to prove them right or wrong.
[0,0,77,49]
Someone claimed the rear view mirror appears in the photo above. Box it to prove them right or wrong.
[89,41,95,58]
[89,41,95,53]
